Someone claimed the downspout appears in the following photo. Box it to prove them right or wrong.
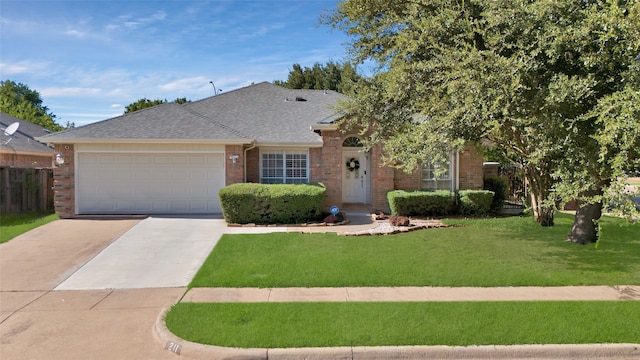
[455,150,460,191]
[243,141,257,183]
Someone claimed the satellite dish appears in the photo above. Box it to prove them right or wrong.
[3,122,19,136]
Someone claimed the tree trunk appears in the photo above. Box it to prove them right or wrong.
[567,195,602,245]
[526,171,554,227]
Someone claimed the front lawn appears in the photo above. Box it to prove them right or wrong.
[167,301,640,348]
[0,212,58,244]
[190,213,640,288]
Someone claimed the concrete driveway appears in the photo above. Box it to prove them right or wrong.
[0,218,183,359]
[56,215,229,290]
[0,215,288,360]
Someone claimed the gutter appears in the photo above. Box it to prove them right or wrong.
[456,150,460,191]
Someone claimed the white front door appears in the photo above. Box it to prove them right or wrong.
[342,149,368,203]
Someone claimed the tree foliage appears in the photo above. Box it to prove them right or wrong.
[323,0,640,241]
[274,61,362,94]
[0,80,63,131]
[124,97,190,113]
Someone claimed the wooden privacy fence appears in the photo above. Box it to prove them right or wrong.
[1,167,54,214]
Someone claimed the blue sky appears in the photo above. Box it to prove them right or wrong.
[0,0,354,126]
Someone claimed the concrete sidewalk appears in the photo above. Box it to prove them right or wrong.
[155,285,640,360]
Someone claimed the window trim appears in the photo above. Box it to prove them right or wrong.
[259,149,309,184]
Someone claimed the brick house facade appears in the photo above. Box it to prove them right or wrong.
[40,83,485,218]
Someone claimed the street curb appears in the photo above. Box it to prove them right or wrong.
[153,307,640,359]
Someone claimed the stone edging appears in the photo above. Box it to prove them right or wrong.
[227,219,351,228]
[153,307,640,359]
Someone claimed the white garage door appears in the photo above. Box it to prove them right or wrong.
[77,152,224,214]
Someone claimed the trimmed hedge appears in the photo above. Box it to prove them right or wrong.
[387,189,495,217]
[459,190,495,216]
[387,190,456,217]
[219,183,325,224]
[483,176,508,213]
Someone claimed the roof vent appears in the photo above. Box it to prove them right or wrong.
[295,96,307,102]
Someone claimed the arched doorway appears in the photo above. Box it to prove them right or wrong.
[342,137,370,204]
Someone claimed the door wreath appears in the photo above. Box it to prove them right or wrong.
[346,157,360,172]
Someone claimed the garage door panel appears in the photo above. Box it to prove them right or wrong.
[77,152,224,214]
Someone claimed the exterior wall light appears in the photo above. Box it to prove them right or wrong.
[55,153,65,166]
[229,154,239,164]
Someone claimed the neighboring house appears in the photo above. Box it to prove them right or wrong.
[37,82,483,218]
[1,112,54,168]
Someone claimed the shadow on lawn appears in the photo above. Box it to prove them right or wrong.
[525,215,640,281]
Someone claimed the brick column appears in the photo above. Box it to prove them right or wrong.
[458,144,484,190]
[371,144,394,212]
[318,131,343,209]
[225,145,244,185]
[53,144,75,218]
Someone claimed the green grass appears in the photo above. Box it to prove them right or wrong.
[166,301,640,348]
[0,212,58,244]
[190,213,640,288]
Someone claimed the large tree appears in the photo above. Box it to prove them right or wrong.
[0,80,63,131]
[324,0,640,242]
[274,61,362,94]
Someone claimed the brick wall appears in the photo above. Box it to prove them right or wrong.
[225,145,244,185]
[52,144,75,218]
[245,147,260,183]
[370,144,394,212]
[0,152,53,168]
[225,136,484,214]
[394,167,421,191]
[317,130,343,209]
[458,144,484,190]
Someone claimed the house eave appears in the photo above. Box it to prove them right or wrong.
[310,124,338,131]
[34,137,253,145]
[0,148,54,157]
[255,141,324,148]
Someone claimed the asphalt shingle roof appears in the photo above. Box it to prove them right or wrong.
[38,82,346,145]
[0,112,53,154]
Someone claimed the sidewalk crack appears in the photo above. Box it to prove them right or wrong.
[90,290,114,310]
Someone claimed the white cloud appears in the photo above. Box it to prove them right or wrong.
[105,10,167,31]
[159,76,210,92]
[0,61,49,75]
[65,28,87,38]
[239,22,287,39]
[40,87,103,98]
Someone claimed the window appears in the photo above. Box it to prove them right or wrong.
[261,151,308,184]
[422,157,453,190]
[342,136,363,148]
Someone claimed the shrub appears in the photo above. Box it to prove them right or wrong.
[387,190,456,216]
[219,183,325,224]
[458,190,495,216]
[483,177,508,213]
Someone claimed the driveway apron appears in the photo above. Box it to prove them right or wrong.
[56,215,227,290]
